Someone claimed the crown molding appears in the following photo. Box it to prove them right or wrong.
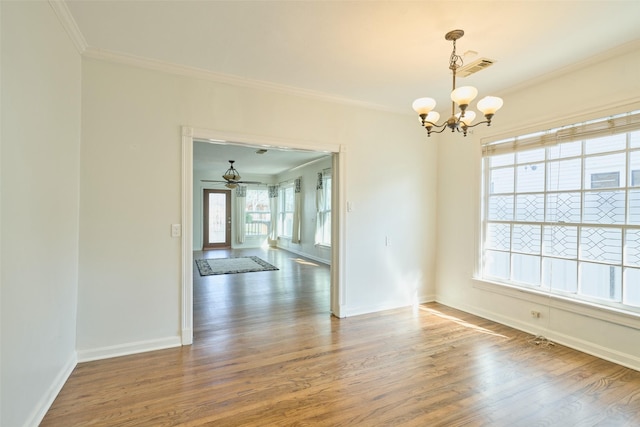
[82,46,406,115]
[499,39,640,99]
[48,0,87,54]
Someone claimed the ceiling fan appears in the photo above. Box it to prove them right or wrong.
[201,160,264,188]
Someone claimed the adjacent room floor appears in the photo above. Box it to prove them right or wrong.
[42,248,640,426]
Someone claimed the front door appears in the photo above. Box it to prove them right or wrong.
[203,189,231,249]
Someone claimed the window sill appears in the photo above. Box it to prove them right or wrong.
[315,244,331,249]
[471,277,640,330]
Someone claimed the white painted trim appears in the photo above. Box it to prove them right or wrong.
[498,39,640,100]
[48,0,87,54]
[343,295,436,319]
[82,47,405,115]
[472,279,640,329]
[275,245,330,266]
[420,294,437,304]
[27,352,77,427]
[77,336,182,363]
[436,295,640,372]
[190,127,341,154]
[182,127,346,331]
[331,146,347,318]
[181,128,194,345]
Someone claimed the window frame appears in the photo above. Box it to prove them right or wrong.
[479,110,640,314]
[278,183,295,238]
[316,171,332,247]
[244,187,270,237]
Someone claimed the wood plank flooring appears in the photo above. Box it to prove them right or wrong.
[42,248,640,426]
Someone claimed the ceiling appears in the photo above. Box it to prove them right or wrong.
[65,0,640,174]
[193,140,330,176]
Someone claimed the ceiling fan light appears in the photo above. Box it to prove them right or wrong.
[225,183,238,189]
[223,172,240,181]
[456,110,476,126]
[477,96,504,115]
[412,97,436,115]
[451,86,478,106]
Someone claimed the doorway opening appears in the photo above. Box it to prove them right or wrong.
[181,127,345,345]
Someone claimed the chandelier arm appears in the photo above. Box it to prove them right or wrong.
[428,126,450,135]
[424,121,448,129]
[465,119,492,129]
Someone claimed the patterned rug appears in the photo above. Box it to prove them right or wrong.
[195,256,279,276]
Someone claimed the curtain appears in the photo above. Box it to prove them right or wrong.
[235,185,246,244]
[268,185,279,242]
[291,177,302,243]
[315,172,324,245]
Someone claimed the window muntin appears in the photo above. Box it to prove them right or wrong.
[482,126,640,311]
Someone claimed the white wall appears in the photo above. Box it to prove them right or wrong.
[78,56,437,356]
[435,44,640,370]
[1,2,81,426]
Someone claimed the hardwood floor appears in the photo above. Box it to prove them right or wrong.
[42,248,640,426]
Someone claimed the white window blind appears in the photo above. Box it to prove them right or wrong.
[482,110,640,156]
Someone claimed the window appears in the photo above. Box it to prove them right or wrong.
[245,188,270,237]
[279,184,295,238]
[316,171,332,246]
[481,110,640,312]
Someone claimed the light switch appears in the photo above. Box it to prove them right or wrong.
[171,224,181,237]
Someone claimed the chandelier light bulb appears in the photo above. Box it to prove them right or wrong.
[412,97,437,115]
[477,96,504,115]
[425,111,440,125]
[456,110,476,126]
[450,86,478,106]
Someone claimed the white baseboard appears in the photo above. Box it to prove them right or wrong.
[343,294,436,318]
[77,336,182,363]
[275,245,330,265]
[436,297,640,372]
[27,351,77,427]
[420,293,437,304]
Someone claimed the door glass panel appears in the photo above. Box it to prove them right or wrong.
[208,193,227,244]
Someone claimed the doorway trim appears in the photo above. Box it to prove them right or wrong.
[181,126,346,345]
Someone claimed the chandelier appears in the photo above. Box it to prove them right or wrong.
[412,29,503,137]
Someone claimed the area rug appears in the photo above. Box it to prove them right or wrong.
[195,256,279,276]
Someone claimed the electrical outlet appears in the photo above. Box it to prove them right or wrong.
[171,224,181,237]
[530,310,541,318]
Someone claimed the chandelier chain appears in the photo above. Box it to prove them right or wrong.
[449,39,464,71]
